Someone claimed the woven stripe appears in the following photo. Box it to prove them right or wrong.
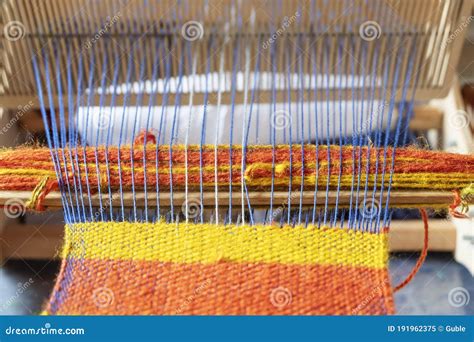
[1,173,469,191]
[1,145,472,193]
[46,258,394,315]
[244,173,471,188]
[64,222,388,268]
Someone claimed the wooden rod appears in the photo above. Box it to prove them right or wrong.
[0,190,459,210]
[389,219,456,252]
[0,90,448,109]
[0,219,456,261]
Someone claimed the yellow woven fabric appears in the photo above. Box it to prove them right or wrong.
[64,222,389,268]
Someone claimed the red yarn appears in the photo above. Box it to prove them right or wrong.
[449,190,468,219]
[134,130,157,145]
[393,208,429,292]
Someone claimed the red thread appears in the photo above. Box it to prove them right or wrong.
[393,208,429,292]
[449,190,468,219]
[134,130,156,145]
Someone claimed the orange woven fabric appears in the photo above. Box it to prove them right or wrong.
[46,259,393,315]
[0,145,472,193]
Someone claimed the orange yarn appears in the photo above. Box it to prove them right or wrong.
[0,145,472,195]
[393,208,429,292]
[449,190,469,219]
[33,178,57,211]
[134,130,157,145]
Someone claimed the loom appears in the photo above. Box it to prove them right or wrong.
[0,0,473,315]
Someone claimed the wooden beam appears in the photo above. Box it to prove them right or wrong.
[0,190,461,209]
[0,89,448,110]
[410,105,443,130]
[0,218,456,261]
[389,219,456,252]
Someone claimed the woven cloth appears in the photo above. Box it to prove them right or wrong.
[44,222,394,315]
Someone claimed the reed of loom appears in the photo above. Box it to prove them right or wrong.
[0,0,473,315]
